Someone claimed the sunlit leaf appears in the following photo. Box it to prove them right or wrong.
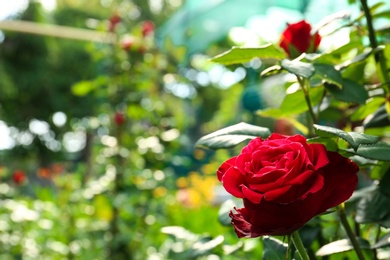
[258,87,324,119]
[280,59,315,78]
[336,49,373,70]
[316,238,371,256]
[372,233,390,249]
[161,226,198,240]
[280,87,324,115]
[196,122,270,149]
[218,199,235,226]
[313,124,379,151]
[351,97,385,121]
[314,63,343,88]
[211,44,286,65]
[71,80,96,96]
[189,235,224,258]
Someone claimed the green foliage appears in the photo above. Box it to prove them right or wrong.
[259,87,324,118]
[316,238,371,256]
[313,124,379,151]
[262,236,288,260]
[280,59,315,78]
[211,44,287,65]
[196,122,271,149]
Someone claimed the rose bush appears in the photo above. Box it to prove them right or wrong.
[279,20,321,58]
[217,133,358,238]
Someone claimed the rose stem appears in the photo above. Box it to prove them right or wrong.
[338,203,365,260]
[297,76,317,135]
[360,0,390,93]
[291,230,310,260]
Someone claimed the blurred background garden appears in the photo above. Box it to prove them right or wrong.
[1,0,390,259]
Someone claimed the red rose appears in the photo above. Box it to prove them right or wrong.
[141,20,155,37]
[12,170,26,185]
[217,133,358,238]
[279,20,321,58]
[114,112,125,126]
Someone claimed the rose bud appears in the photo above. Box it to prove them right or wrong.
[279,20,321,58]
[114,112,125,126]
[217,133,358,238]
[12,170,26,185]
[142,20,155,37]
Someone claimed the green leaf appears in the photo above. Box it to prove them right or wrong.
[314,63,343,88]
[280,87,324,115]
[161,226,197,240]
[196,122,270,149]
[258,87,324,118]
[363,104,390,128]
[71,76,109,96]
[336,49,373,70]
[316,238,371,256]
[71,80,96,96]
[346,142,390,161]
[355,185,390,228]
[260,65,282,77]
[211,44,286,65]
[218,199,238,226]
[351,97,385,121]
[307,137,339,151]
[189,235,224,258]
[262,236,288,260]
[325,79,368,104]
[280,59,315,78]
[372,233,390,249]
[379,165,390,196]
[373,10,390,19]
[313,124,379,151]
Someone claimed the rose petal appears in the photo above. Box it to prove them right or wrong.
[249,169,286,192]
[235,196,322,237]
[242,137,264,154]
[263,185,292,202]
[229,207,263,238]
[306,143,329,170]
[222,167,246,198]
[217,156,237,181]
[316,151,358,212]
[235,153,252,174]
[241,185,263,204]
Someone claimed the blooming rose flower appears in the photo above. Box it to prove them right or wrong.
[12,170,26,185]
[279,20,321,58]
[217,133,358,238]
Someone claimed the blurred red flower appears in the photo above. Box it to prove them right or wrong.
[12,170,26,185]
[279,20,321,58]
[114,112,125,126]
[108,14,121,32]
[142,20,155,37]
